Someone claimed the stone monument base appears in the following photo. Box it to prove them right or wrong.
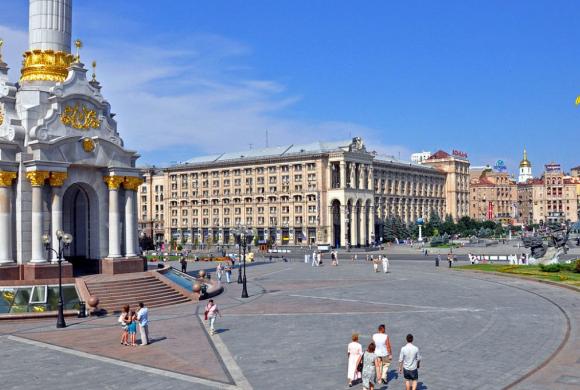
[22,262,73,281]
[101,257,146,275]
[0,264,21,281]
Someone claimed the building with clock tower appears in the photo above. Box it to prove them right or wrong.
[0,0,143,280]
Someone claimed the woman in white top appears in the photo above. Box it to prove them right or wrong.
[347,333,363,386]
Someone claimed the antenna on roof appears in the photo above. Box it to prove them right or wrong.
[398,151,401,160]
[249,143,253,150]
[265,130,269,147]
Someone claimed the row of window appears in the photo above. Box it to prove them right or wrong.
[170,216,317,227]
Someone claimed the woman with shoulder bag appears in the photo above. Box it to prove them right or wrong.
[347,333,363,386]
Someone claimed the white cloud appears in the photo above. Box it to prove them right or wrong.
[1,24,408,162]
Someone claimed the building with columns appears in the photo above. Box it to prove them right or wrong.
[0,0,142,280]
[137,138,462,248]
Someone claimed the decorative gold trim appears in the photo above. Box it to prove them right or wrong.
[82,138,95,152]
[123,176,144,191]
[0,171,17,187]
[61,104,101,130]
[48,172,68,187]
[0,105,4,126]
[26,171,50,187]
[103,175,124,190]
[20,50,74,82]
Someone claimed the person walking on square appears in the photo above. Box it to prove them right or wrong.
[382,255,389,273]
[225,262,232,283]
[347,333,363,387]
[311,251,318,267]
[373,256,379,273]
[118,304,130,346]
[317,251,322,266]
[180,255,187,273]
[127,310,138,346]
[447,252,453,268]
[360,342,382,390]
[372,324,392,385]
[398,334,421,390]
[205,299,221,335]
[136,302,149,346]
[216,262,223,282]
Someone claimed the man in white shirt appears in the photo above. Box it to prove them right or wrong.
[398,334,421,390]
[382,255,389,273]
[136,302,149,346]
[372,324,392,385]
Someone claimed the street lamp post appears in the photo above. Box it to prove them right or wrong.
[42,229,73,329]
[240,227,253,298]
[236,228,243,284]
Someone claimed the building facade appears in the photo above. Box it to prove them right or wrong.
[0,0,142,280]
[470,169,517,222]
[469,153,580,226]
[137,138,468,248]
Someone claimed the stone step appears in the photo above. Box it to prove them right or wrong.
[83,273,191,313]
[98,291,185,306]
[87,285,174,298]
[87,279,166,292]
[86,277,159,288]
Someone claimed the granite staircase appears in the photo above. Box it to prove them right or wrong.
[83,273,191,313]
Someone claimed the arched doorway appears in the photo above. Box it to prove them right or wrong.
[62,183,99,274]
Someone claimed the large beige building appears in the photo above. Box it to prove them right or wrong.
[137,138,469,248]
[529,165,578,225]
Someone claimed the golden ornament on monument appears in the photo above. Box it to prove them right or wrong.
[0,106,4,126]
[60,103,101,130]
[20,49,74,82]
[82,137,95,153]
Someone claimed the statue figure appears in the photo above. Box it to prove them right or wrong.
[522,227,570,265]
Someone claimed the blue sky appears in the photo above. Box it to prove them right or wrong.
[1,1,579,174]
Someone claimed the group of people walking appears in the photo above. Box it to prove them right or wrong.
[347,324,421,390]
[216,261,234,283]
[371,254,389,273]
[118,302,149,347]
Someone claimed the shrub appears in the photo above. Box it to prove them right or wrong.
[539,263,561,273]
[574,259,580,273]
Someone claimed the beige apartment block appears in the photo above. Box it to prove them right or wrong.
[421,150,470,220]
[530,168,578,225]
[470,169,518,222]
[137,138,468,248]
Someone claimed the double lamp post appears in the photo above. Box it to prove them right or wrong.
[42,229,73,329]
[232,226,252,299]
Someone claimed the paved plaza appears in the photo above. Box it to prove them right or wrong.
[0,257,578,390]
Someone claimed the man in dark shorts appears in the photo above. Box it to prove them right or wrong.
[398,333,421,390]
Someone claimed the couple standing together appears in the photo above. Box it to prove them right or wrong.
[119,302,149,346]
[348,324,421,390]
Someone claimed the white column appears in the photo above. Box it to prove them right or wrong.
[122,176,143,257]
[49,172,67,262]
[124,190,137,257]
[0,172,16,264]
[105,176,124,258]
[340,205,347,248]
[339,161,346,189]
[27,171,50,263]
[351,204,358,246]
[360,205,367,246]
[369,205,376,245]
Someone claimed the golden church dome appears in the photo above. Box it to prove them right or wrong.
[519,148,531,168]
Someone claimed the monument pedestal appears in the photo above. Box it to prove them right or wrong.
[0,264,21,281]
[22,262,73,281]
[101,257,146,275]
